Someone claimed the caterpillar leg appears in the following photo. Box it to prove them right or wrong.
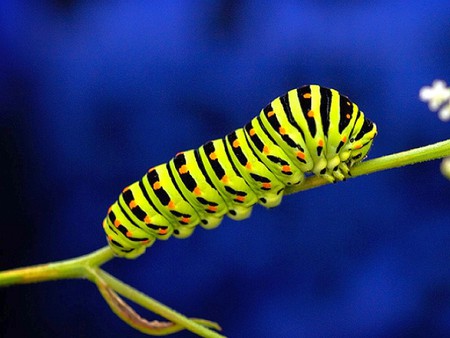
[307,154,352,183]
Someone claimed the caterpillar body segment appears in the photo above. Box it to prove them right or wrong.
[103,85,377,258]
[197,139,258,221]
[226,128,286,208]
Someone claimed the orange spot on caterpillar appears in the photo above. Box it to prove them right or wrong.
[307,110,315,118]
[144,215,151,224]
[245,162,252,170]
[126,231,133,237]
[168,200,175,209]
[179,165,188,174]
[249,128,256,136]
[281,165,291,173]
[263,145,269,154]
[221,175,229,183]
[303,93,311,99]
[129,200,137,209]
[262,182,272,189]
[153,181,161,190]
[175,151,184,156]
[107,206,112,214]
[148,167,155,173]
[235,195,245,202]
[122,186,130,193]
[114,220,121,227]
[107,235,113,241]
[267,111,275,117]
[341,136,347,143]
[232,140,240,148]
[318,139,324,147]
[346,101,351,106]
[354,144,363,150]
[158,228,168,235]
[279,127,286,135]
[181,216,190,223]
[193,187,201,195]
[142,239,151,244]
[296,151,306,160]
[346,113,351,119]
[207,205,218,212]
[209,152,218,160]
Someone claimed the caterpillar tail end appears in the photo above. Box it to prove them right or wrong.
[106,236,152,259]
[104,227,156,259]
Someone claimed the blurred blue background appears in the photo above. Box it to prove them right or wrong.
[1,1,449,337]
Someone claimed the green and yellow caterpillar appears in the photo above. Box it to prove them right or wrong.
[103,85,377,258]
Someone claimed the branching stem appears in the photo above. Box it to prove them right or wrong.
[0,138,449,337]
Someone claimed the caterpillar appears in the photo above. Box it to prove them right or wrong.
[103,85,377,258]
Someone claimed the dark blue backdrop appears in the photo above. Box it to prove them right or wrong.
[1,1,449,337]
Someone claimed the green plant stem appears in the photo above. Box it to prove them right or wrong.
[88,268,226,338]
[285,139,450,195]
[0,246,114,287]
